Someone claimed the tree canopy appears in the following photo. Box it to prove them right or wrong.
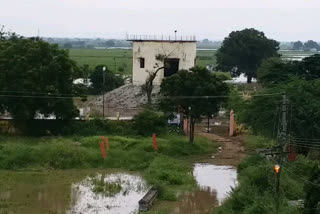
[0,36,79,119]
[216,28,279,83]
[89,65,124,95]
[159,67,229,143]
[257,54,320,86]
[292,41,303,51]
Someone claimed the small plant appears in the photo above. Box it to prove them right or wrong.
[91,177,122,197]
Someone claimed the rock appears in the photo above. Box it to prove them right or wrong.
[211,155,215,159]
[218,146,223,150]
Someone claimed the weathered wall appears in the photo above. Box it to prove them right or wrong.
[132,41,197,85]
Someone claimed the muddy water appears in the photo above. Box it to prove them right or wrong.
[0,170,148,214]
[171,164,238,214]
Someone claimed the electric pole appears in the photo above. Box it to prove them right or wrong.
[102,66,106,119]
[274,93,288,210]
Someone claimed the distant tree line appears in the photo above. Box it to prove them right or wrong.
[292,40,320,51]
[44,38,132,49]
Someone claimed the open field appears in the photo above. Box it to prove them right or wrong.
[69,48,218,74]
[69,48,317,75]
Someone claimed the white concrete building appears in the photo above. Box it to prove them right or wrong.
[128,35,197,85]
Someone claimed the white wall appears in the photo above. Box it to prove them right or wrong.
[132,41,197,85]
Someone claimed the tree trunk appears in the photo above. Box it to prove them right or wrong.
[189,117,195,143]
[247,73,252,84]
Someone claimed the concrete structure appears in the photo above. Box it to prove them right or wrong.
[128,35,197,85]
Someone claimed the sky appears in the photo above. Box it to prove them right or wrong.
[1,0,320,41]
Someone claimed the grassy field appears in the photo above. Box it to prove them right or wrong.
[0,134,216,201]
[69,48,218,74]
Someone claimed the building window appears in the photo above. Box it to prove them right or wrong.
[139,58,145,68]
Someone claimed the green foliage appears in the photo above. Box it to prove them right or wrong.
[216,153,306,214]
[132,109,167,136]
[303,163,320,214]
[257,54,320,86]
[159,66,229,142]
[89,65,124,94]
[0,36,79,119]
[216,28,279,83]
[244,135,275,150]
[229,78,320,141]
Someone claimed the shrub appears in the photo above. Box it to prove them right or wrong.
[132,109,167,136]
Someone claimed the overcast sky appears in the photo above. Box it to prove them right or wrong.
[1,0,320,41]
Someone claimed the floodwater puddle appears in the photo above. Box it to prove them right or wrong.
[0,170,148,214]
[171,163,238,214]
[69,173,149,214]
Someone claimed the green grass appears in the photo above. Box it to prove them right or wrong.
[0,134,216,201]
[244,135,276,150]
[68,48,219,74]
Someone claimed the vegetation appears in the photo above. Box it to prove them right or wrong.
[216,136,319,214]
[216,28,279,83]
[160,67,229,143]
[132,109,167,136]
[0,134,215,200]
[89,64,124,95]
[0,35,79,120]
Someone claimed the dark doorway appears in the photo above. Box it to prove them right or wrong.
[164,58,179,77]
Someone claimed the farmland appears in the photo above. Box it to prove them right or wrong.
[69,48,315,75]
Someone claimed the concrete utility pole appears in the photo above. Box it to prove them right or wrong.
[275,93,288,210]
[102,66,106,119]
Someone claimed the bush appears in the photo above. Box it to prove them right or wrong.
[133,109,167,136]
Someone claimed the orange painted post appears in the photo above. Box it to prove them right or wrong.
[100,141,107,159]
[152,134,158,151]
[105,137,110,151]
[229,110,235,136]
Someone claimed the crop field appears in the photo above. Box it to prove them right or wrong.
[69,48,316,75]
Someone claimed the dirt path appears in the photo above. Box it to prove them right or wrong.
[197,133,246,167]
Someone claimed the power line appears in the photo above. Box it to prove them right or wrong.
[159,93,281,99]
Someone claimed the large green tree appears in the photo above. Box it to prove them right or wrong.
[216,28,279,83]
[159,67,229,143]
[0,35,79,119]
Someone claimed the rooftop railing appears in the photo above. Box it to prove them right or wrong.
[126,35,196,42]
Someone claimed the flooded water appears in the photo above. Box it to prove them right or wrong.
[171,164,238,214]
[0,170,148,214]
[69,173,149,214]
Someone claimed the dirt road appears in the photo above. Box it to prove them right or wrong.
[197,133,246,166]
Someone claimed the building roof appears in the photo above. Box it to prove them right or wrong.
[127,35,197,42]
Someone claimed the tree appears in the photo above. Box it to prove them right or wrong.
[216,28,279,83]
[141,54,167,105]
[257,54,320,86]
[229,78,320,142]
[298,54,320,80]
[304,40,320,51]
[159,67,229,143]
[292,41,304,51]
[257,57,299,86]
[89,65,124,95]
[63,42,73,49]
[105,40,116,47]
[0,36,79,120]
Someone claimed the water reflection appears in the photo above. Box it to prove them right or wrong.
[69,173,149,214]
[171,164,237,214]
